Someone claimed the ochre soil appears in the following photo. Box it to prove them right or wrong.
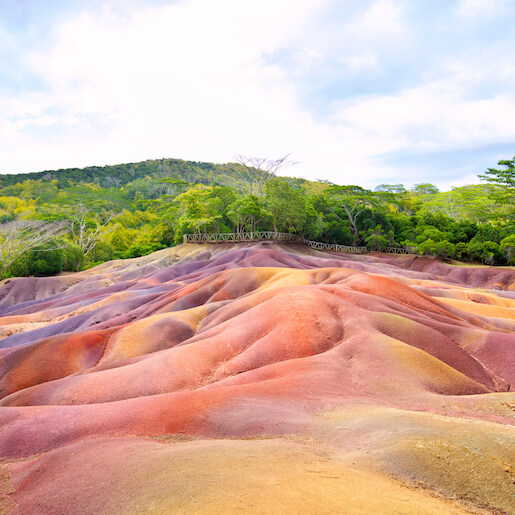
[5,437,474,515]
[0,243,514,514]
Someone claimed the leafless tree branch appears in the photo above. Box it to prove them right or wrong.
[0,220,68,275]
[68,204,115,258]
[231,154,296,196]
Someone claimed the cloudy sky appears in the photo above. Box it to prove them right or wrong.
[1,0,514,189]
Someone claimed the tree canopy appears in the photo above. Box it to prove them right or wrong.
[0,154,513,279]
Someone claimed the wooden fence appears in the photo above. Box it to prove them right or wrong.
[183,231,418,254]
[304,240,367,254]
[183,232,369,254]
[183,231,300,243]
[183,232,417,255]
[384,246,418,255]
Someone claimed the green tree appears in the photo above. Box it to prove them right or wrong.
[365,225,394,251]
[265,178,307,233]
[478,157,515,222]
[325,185,379,246]
[466,240,503,265]
[500,234,515,265]
[173,185,221,240]
[417,239,455,260]
[479,156,515,188]
[226,195,264,233]
[413,183,439,195]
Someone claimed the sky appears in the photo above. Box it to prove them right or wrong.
[1,0,514,190]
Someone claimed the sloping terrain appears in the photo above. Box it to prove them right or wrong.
[0,242,514,514]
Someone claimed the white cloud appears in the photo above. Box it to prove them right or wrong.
[0,0,398,186]
[0,0,513,190]
[434,173,480,192]
[0,26,12,48]
[456,0,509,19]
[339,53,377,71]
[335,86,515,151]
[357,0,407,38]
[290,0,410,75]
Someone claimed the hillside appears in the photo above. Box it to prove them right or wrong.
[0,242,514,513]
[0,156,513,281]
[0,158,232,188]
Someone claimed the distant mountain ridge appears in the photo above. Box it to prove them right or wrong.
[0,157,240,188]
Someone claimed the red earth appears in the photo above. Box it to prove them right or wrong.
[0,242,514,514]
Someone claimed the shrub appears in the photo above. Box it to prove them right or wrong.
[466,240,503,265]
[417,239,455,259]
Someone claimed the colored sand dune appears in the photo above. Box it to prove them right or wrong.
[0,242,514,514]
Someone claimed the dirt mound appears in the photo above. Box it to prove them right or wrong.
[0,243,514,513]
[6,437,472,515]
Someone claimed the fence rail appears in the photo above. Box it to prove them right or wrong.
[305,240,367,254]
[183,232,368,254]
[183,231,300,243]
[384,246,418,255]
[183,232,417,255]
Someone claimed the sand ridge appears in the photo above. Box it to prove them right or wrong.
[0,243,514,513]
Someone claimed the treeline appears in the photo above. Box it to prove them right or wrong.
[0,156,513,278]
[0,158,248,189]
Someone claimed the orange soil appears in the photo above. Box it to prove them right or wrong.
[0,243,513,514]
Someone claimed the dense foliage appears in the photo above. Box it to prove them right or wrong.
[0,156,513,278]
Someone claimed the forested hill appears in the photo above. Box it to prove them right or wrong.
[0,155,513,279]
[0,158,239,188]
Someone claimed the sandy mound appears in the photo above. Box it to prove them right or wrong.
[0,243,514,513]
[5,437,472,515]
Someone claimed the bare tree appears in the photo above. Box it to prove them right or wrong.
[69,204,115,264]
[0,220,68,276]
[231,154,295,197]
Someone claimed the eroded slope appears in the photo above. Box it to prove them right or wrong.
[0,243,514,514]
